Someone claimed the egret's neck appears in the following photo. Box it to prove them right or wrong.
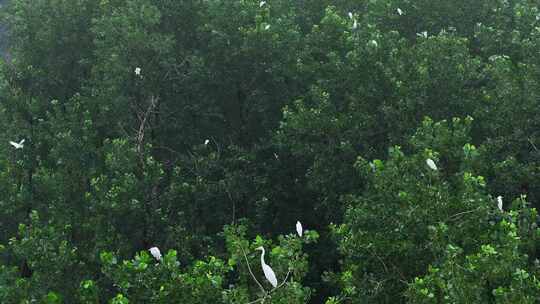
[259,248,266,265]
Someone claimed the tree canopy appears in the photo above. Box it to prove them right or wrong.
[1,0,540,303]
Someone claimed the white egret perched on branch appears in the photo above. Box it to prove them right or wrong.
[255,246,278,288]
[149,247,162,261]
[426,158,437,171]
[296,221,303,237]
[9,139,25,149]
[497,196,503,211]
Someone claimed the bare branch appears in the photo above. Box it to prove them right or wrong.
[270,269,291,292]
[447,206,483,222]
[239,243,266,294]
[136,95,158,156]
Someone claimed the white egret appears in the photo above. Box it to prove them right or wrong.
[149,247,162,261]
[426,158,437,171]
[134,67,141,76]
[397,8,403,15]
[204,139,210,145]
[417,31,428,38]
[352,19,358,30]
[296,221,303,237]
[9,139,25,149]
[368,40,378,48]
[264,24,270,30]
[497,196,503,211]
[259,1,266,7]
[348,12,353,19]
[255,246,278,288]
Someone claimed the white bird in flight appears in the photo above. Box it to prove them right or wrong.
[255,246,278,288]
[9,139,25,149]
[296,221,303,237]
[497,196,503,211]
[426,158,437,170]
[149,247,162,261]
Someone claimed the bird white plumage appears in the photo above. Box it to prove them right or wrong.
[348,12,353,19]
[259,1,266,7]
[9,139,25,149]
[497,196,503,211]
[149,247,162,261]
[417,31,428,38]
[397,8,403,15]
[296,221,303,237]
[426,158,437,170]
[352,19,358,30]
[204,139,210,145]
[264,24,270,30]
[135,67,141,76]
[255,246,278,288]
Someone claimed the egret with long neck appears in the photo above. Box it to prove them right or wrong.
[255,246,278,288]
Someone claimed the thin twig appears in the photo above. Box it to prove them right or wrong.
[136,95,158,156]
[368,248,390,275]
[246,298,264,304]
[528,137,539,152]
[446,206,483,222]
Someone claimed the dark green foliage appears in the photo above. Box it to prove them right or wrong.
[1,0,540,303]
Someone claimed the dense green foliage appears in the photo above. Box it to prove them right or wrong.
[1,0,540,303]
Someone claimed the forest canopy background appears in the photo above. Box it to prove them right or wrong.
[1,0,540,303]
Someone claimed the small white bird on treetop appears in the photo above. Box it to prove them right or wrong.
[255,246,278,288]
[9,139,25,149]
[259,1,266,7]
[149,247,162,261]
[497,196,503,211]
[135,67,141,76]
[296,221,303,237]
[397,8,404,15]
[426,158,437,170]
